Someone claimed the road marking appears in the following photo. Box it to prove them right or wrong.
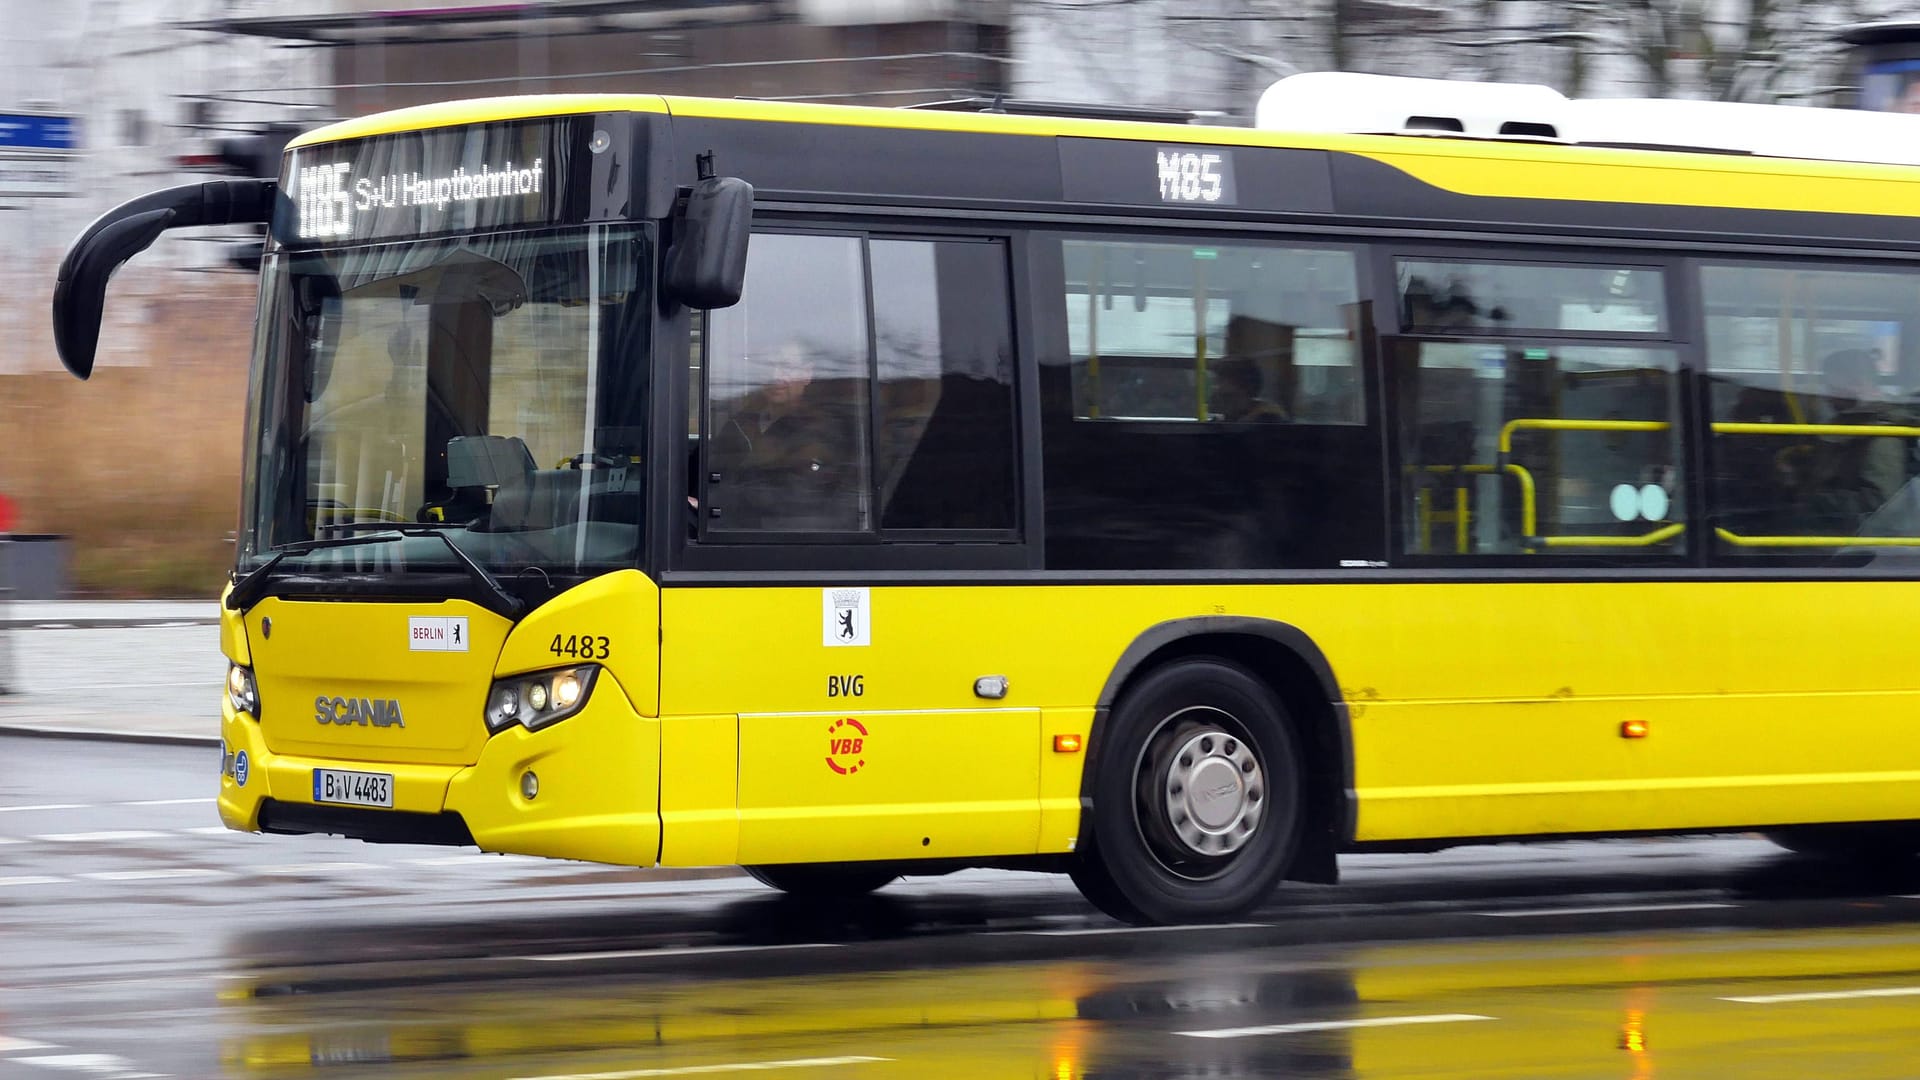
[1178,1013,1497,1039]
[0,837,21,845]
[1722,985,1920,1004]
[510,1056,890,1079]
[519,943,845,963]
[1011,922,1270,937]
[39,831,170,843]
[183,827,235,836]
[1472,902,1734,918]
[0,876,65,887]
[0,804,84,814]
[0,1036,53,1051]
[123,798,213,807]
[13,1052,165,1077]
[81,869,227,882]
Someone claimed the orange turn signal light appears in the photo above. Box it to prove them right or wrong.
[1620,719,1649,739]
[1053,733,1083,753]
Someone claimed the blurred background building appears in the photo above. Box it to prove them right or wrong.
[10,0,1920,337]
[11,0,1920,596]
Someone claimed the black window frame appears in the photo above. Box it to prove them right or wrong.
[1031,226,1389,572]
[1379,243,1701,570]
[1693,252,1920,572]
[670,216,1032,575]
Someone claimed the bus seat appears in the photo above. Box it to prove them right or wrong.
[446,435,536,489]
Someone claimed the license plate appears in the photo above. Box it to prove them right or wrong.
[312,768,394,808]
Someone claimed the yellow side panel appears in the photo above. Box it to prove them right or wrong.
[665,579,1920,857]
[737,708,1038,864]
[1332,580,1920,840]
[1040,707,1095,854]
[659,713,739,866]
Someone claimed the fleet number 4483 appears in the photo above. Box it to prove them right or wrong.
[550,634,610,660]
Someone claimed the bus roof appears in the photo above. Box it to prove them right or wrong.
[283,82,1920,227]
[1256,71,1920,168]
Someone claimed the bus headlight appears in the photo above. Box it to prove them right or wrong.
[226,663,260,717]
[484,665,599,733]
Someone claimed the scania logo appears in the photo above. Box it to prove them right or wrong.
[314,695,406,728]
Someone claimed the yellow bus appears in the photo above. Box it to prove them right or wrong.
[51,75,1920,925]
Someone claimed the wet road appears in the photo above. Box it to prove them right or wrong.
[7,736,1920,1078]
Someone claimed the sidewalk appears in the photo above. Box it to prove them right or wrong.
[3,600,221,629]
[0,603,224,745]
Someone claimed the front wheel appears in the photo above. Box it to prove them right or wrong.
[745,863,898,899]
[1071,658,1303,925]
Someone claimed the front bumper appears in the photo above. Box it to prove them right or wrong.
[217,670,661,866]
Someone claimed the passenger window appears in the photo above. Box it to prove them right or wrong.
[1063,240,1363,425]
[1395,340,1685,556]
[1703,264,1920,554]
[704,233,872,533]
[699,232,1018,539]
[870,239,1017,531]
[1041,236,1379,571]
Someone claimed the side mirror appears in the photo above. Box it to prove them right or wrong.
[663,176,752,310]
[52,179,275,379]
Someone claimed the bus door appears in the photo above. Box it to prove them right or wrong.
[672,229,1039,865]
[662,587,1042,866]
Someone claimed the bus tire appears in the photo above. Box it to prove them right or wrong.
[1071,657,1303,925]
[744,863,899,898]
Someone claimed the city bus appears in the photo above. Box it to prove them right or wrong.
[50,74,1920,925]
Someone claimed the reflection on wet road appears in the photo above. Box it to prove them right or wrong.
[7,736,1920,1078]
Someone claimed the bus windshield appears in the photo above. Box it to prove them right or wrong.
[236,224,651,586]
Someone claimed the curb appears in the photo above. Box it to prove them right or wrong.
[0,723,220,748]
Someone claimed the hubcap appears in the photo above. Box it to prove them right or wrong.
[1157,724,1264,858]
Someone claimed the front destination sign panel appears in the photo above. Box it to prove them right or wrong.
[278,118,579,246]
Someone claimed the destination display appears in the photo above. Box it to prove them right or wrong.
[1155,146,1237,205]
[278,118,577,246]
[1057,138,1335,216]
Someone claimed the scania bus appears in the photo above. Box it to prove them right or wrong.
[51,74,1920,925]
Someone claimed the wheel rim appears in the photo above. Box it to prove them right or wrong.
[1131,705,1266,879]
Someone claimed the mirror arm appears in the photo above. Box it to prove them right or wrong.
[52,179,277,380]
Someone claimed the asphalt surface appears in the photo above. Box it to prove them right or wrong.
[9,737,1920,1079]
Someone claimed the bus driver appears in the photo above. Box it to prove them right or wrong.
[710,343,865,531]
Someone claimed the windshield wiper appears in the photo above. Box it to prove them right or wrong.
[225,528,524,619]
[226,532,408,612]
[401,526,525,619]
[317,520,468,537]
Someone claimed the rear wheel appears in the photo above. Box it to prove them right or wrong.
[745,863,898,899]
[1071,658,1303,925]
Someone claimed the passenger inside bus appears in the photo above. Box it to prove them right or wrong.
[1209,357,1287,423]
[1801,348,1920,533]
